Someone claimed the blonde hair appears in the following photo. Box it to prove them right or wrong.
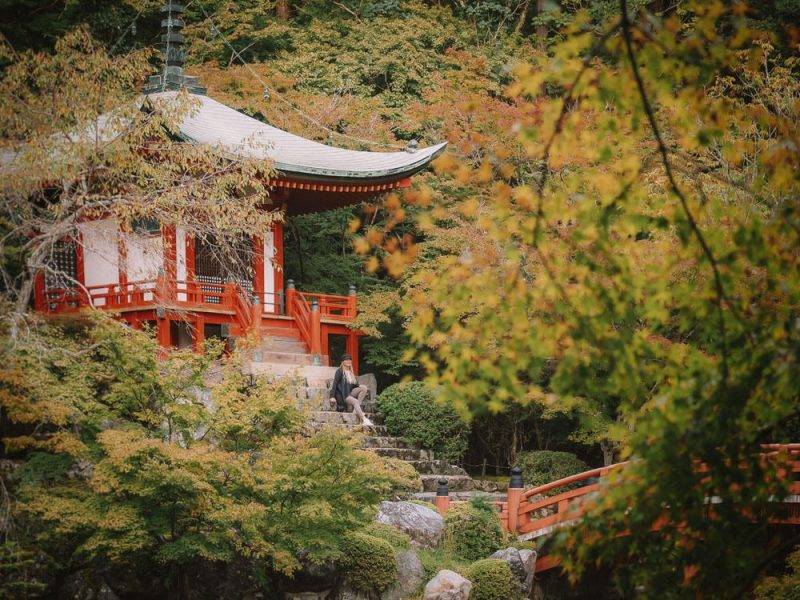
[343,363,357,385]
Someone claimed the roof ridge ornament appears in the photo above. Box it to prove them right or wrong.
[144,2,207,95]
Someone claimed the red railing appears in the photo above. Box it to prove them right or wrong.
[432,444,800,575]
[288,290,313,351]
[87,280,157,309]
[297,291,356,320]
[39,277,356,354]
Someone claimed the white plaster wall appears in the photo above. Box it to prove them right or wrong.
[176,226,187,281]
[125,233,163,282]
[176,226,188,302]
[79,220,119,306]
[264,229,276,312]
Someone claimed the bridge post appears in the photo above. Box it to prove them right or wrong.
[506,466,524,534]
[250,294,262,340]
[434,478,450,514]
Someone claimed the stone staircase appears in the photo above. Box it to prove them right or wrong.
[245,333,484,497]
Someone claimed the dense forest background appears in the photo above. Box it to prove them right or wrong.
[2,1,800,598]
[2,0,798,472]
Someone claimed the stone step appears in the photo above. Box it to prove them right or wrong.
[412,490,506,503]
[297,396,377,413]
[371,447,433,461]
[251,350,314,365]
[305,422,388,436]
[260,326,303,338]
[407,460,466,475]
[260,341,308,354]
[247,363,338,386]
[307,411,383,426]
[420,474,475,492]
[361,435,412,449]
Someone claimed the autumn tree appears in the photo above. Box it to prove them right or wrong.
[0,29,278,338]
[357,0,799,595]
[0,312,416,597]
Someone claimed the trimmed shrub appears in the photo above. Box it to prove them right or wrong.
[466,558,515,600]
[377,381,469,461]
[362,522,411,550]
[444,498,504,561]
[516,450,588,492]
[339,532,396,594]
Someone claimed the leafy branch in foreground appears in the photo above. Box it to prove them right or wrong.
[358,1,799,595]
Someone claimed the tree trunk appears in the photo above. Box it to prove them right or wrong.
[276,0,291,20]
[514,0,531,35]
[601,440,615,467]
[535,0,547,48]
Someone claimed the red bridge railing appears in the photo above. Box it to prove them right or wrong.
[432,445,800,574]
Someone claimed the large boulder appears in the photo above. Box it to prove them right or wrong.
[383,549,424,600]
[489,547,537,597]
[422,570,472,600]
[358,373,378,402]
[489,547,526,584]
[375,501,444,548]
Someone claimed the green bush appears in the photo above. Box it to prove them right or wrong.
[515,450,589,492]
[362,522,411,550]
[340,532,397,594]
[377,381,469,461]
[465,558,515,600]
[444,498,504,561]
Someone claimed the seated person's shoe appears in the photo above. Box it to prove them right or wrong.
[362,416,374,428]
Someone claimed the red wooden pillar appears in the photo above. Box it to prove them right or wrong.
[348,284,357,318]
[194,315,205,351]
[320,325,329,362]
[253,235,265,302]
[156,314,171,349]
[250,297,262,338]
[310,298,322,357]
[273,221,284,299]
[346,331,359,375]
[506,467,524,533]
[163,226,177,287]
[434,479,451,515]
[285,279,296,317]
[185,233,196,281]
[33,273,46,311]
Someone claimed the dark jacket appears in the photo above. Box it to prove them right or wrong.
[331,367,357,411]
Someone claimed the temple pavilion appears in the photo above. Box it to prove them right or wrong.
[34,3,445,373]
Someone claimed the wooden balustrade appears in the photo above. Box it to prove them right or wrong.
[39,276,354,356]
[463,444,800,574]
[297,287,357,320]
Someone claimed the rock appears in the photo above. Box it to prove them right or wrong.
[489,547,537,597]
[375,501,444,548]
[333,587,368,600]
[358,373,378,402]
[518,549,537,596]
[382,549,424,599]
[422,570,472,600]
[473,479,499,492]
[489,547,527,584]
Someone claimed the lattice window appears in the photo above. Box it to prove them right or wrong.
[45,240,78,289]
[194,235,253,302]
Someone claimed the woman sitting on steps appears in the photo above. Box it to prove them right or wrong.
[329,354,374,428]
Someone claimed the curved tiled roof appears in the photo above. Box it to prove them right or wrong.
[147,92,447,183]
